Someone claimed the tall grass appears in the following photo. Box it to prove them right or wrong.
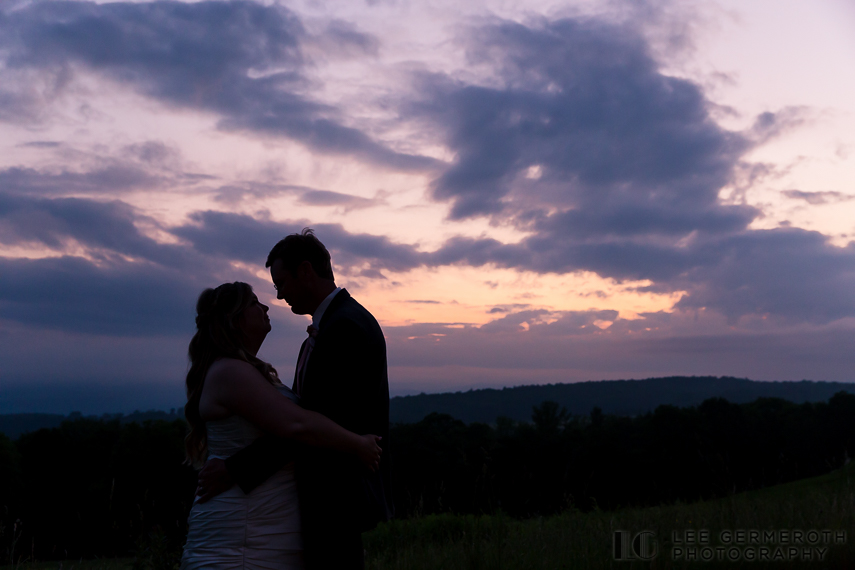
[365,462,855,569]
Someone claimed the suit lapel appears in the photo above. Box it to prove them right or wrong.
[300,289,349,398]
[293,337,309,391]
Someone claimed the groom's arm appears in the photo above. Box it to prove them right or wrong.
[224,435,297,494]
[197,436,297,501]
[225,435,297,493]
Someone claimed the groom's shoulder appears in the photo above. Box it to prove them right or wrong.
[328,293,382,334]
[344,295,378,321]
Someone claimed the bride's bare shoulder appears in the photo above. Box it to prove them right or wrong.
[206,358,262,384]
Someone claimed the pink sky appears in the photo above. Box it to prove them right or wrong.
[0,0,854,412]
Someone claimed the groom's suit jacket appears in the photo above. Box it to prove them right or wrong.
[225,289,394,534]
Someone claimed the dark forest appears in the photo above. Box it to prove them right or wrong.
[1,393,854,561]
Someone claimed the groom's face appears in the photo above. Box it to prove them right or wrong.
[270,258,311,315]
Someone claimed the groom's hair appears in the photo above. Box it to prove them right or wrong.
[266,227,335,280]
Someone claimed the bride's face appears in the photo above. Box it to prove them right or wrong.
[236,294,271,342]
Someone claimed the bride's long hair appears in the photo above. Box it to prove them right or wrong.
[184,282,280,467]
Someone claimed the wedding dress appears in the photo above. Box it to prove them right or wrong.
[181,385,303,570]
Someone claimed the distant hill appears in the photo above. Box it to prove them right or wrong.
[0,413,67,440]
[4,377,854,438]
[389,376,855,424]
[0,409,184,440]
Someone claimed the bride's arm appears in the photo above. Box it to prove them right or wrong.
[205,359,381,470]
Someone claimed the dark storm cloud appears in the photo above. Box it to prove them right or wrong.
[0,0,435,170]
[0,255,200,335]
[172,210,425,274]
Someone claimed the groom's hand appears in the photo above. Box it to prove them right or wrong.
[196,458,234,503]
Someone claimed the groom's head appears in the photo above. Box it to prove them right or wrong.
[266,228,336,316]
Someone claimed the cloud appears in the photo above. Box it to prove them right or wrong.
[672,228,855,324]
[0,3,851,375]
[0,165,160,197]
[383,308,855,386]
[394,16,855,325]
[0,193,194,268]
[476,308,618,335]
[428,234,699,282]
[209,183,384,210]
[781,190,855,206]
[0,193,432,367]
[306,19,381,59]
[414,17,753,225]
[0,255,201,336]
[427,227,855,324]
[18,141,62,148]
[172,210,425,274]
[406,15,761,281]
[0,0,437,171]
[297,189,387,211]
[747,108,809,144]
[0,63,72,124]
[120,141,178,166]
[0,144,222,200]
[488,303,530,313]
[164,204,855,325]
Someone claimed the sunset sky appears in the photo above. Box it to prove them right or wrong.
[1,0,854,413]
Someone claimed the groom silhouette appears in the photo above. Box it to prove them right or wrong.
[196,228,393,569]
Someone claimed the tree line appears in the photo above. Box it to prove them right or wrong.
[389,376,855,423]
[1,393,854,562]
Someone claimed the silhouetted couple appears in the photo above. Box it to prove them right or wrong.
[180,229,393,570]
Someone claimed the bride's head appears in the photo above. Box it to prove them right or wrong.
[194,282,272,354]
[184,282,279,466]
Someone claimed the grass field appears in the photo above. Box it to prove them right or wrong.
[4,462,853,570]
[364,462,855,569]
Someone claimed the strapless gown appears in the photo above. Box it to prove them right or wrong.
[181,385,303,570]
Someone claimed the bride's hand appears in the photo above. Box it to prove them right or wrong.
[357,434,382,472]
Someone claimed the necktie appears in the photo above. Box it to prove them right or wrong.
[293,324,318,396]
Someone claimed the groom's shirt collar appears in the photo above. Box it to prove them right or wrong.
[311,286,342,329]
